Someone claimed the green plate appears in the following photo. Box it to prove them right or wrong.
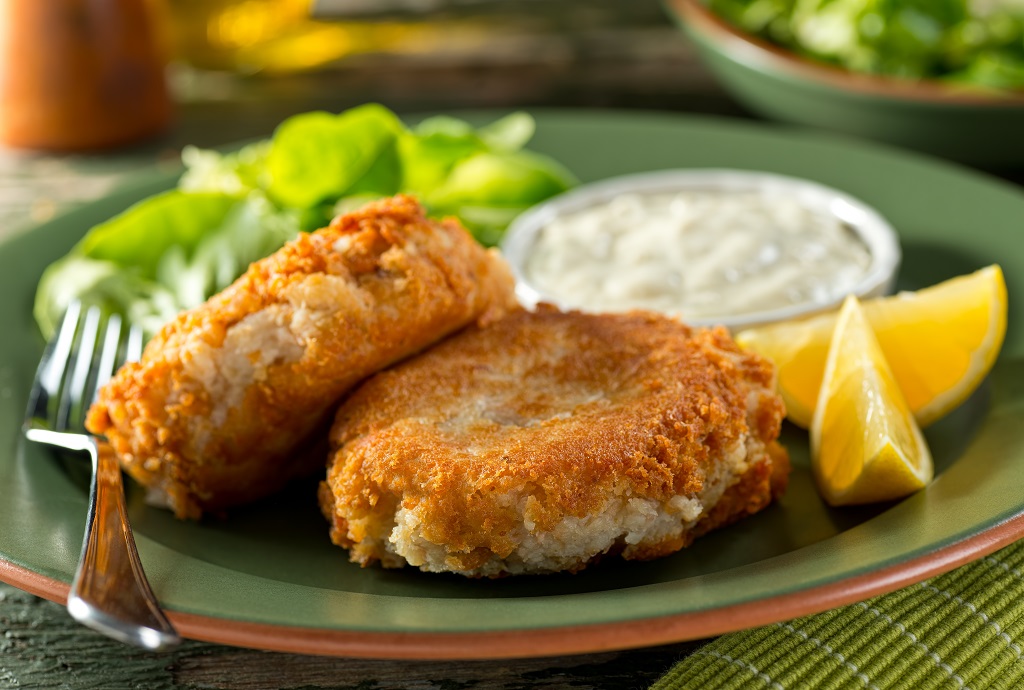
[2,110,1024,659]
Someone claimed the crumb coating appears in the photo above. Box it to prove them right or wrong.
[320,308,789,576]
[87,195,519,519]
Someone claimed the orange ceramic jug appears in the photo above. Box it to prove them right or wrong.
[0,0,172,150]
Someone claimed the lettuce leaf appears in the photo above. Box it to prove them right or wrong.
[428,150,577,209]
[75,191,237,279]
[426,150,577,245]
[179,140,271,196]
[709,0,1024,89]
[34,105,577,339]
[267,104,404,208]
[34,191,300,339]
[398,116,488,192]
[34,257,180,340]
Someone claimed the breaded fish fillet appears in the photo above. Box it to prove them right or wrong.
[320,307,789,577]
[86,195,519,519]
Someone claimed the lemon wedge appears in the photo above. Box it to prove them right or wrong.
[736,265,1007,428]
[811,296,933,506]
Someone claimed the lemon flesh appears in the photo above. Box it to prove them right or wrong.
[736,265,1007,428]
[811,296,933,506]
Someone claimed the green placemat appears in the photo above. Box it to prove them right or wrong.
[654,540,1024,689]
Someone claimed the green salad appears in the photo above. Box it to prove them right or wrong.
[708,0,1024,90]
[35,105,576,339]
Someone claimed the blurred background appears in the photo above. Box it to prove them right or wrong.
[0,0,1022,229]
[0,0,734,231]
[178,0,745,111]
[160,0,721,114]
[0,0,732,153]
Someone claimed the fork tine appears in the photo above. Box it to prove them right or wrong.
[93,313,123,396]
[62,306,101,432]
[126,324,144,364]
[24,301,82,433]
[41,301,81,397]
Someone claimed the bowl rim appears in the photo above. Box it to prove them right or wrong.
[667,0,1024,107]
[500,168,902,331]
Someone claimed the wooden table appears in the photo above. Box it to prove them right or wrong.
[0,578,703,688]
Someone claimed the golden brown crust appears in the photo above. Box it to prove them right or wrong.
[321,307,788,575]
[86,195,519,519]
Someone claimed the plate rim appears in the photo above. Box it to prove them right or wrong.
[4,508,1024,658]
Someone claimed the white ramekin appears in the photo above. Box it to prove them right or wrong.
[500,169,901,330]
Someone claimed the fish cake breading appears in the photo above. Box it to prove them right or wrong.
[320,307,789,577]
[86,195,519,519]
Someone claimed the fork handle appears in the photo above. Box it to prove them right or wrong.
[67,438,181,650]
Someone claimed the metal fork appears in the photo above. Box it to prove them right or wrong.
[23,301,180,650]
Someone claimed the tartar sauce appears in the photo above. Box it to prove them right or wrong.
[523,190,873,320]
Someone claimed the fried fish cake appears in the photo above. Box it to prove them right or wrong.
[86,195,519,519]
[320,307,789,577]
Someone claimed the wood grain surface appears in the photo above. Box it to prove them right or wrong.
[0,583,705,689]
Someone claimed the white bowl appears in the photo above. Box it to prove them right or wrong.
[501,169,901,330]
